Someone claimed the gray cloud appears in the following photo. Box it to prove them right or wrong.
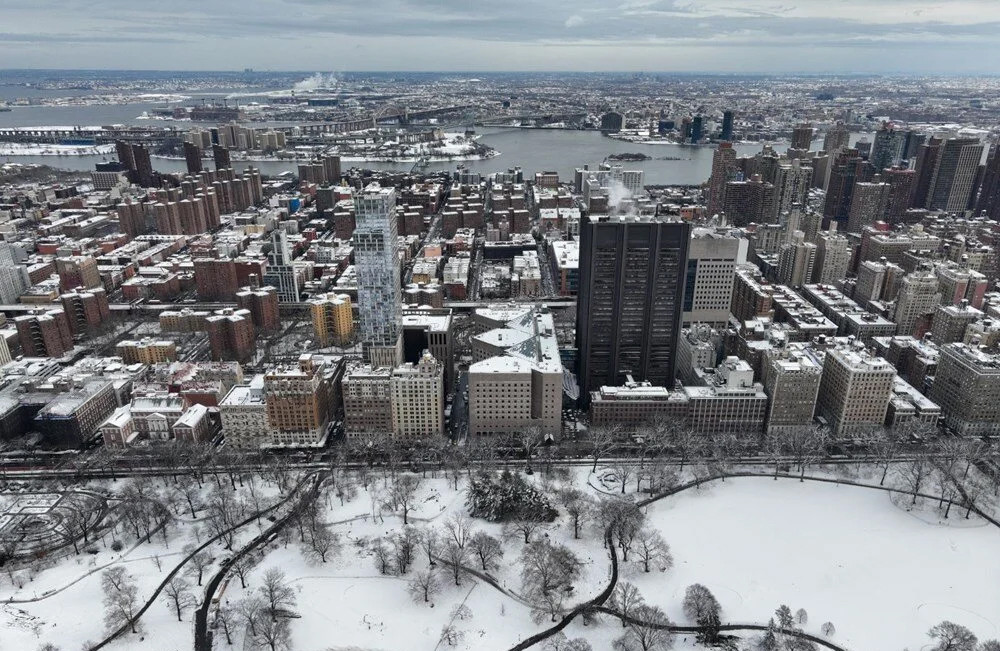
[0,0,999,71]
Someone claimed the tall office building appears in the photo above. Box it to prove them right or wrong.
[721,110,734,141]
[682,228,746,327]
[690,115,704,143]
[774,159,812,216]
[928,137,984,212]
[707,142,738,216]
[883,167,916,220]
[723,175,776,226]
[263,229,300,303]
[812,225,852,285]
[0,243,28,304]
[790,123,814,151]
[910,136,943,209]
[822,122,851,153]
[976,143,1000,219]
[776,230,817,288]
[870,123,905,172]
[183,141,203,175]
[894,267,942,337]
[576,215,690,399]
[846,180,890,233]
[355,185,403,368]
[823,148,863,221]
[212,144,231,170]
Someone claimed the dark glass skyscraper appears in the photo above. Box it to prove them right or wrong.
[575,215,691,402]
[721,110,734,141]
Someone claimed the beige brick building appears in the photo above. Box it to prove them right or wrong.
[815,345,895,436]
[390,352,444,438]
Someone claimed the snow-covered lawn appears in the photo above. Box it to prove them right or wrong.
[620,477,1000,650]
[3,469,999,651]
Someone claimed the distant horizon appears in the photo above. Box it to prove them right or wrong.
[3,68,1000,79]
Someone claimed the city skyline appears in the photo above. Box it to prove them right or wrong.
[4,0,1000,73]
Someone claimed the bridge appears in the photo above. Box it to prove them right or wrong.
[0,125,184,145]
[476,111,588,126]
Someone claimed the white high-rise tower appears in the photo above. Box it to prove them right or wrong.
[354,184,402,367]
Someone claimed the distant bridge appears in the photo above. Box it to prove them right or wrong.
[476,111,588,126]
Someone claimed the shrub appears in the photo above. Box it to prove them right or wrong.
[466,471,557,522]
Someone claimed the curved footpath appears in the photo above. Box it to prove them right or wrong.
[192,472,323,651]
[85,471,319,651]
[502,470,1000,651]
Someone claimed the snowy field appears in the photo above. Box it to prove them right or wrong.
[0,142,116,156]
[1,467,998,651]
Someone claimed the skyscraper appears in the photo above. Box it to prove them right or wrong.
[910,136,943,209]
[883,166,916,220]
[846,180,890,233]
[791,123,814,151]
[776,230,817,288]
[213,144,231,170]
[263,229,300,303]
[355,185,403,368]
[870,123,905,172]
[183,141,203,175]
[976,143,1000,219]
[721,110,734,141]
[928,137,984,212]
[576,214,690,399]
[812,225,852,285]
[823,148,863,221]
[822,122,851,153]
[0,243,28,304]
[682,228,745,327]
[707,142,738,216]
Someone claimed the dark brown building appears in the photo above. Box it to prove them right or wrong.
[575,215,690,402]
[206,309,255,363]
[235,285,280,331]
[194,258,239,301]
[183,141,203,175]
[14,309,74,357]
[59,288,111,334]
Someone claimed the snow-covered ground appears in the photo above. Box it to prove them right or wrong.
[628,477,1000,650]
[2,468,998,651]
[0,142,116,156]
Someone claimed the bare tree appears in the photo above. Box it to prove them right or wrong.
[795,608,808,625]
[784,425,828,481]
[610,582,645,628]
[259,568,296,616]
[162,576,196,621]
[184,545,213,586]
[420,527,441,566]
[596,500,646,563]
[175,482,202,518]
[520,540,581,622]
[978,640,1000,651]
[469,531,503,571]
[607,460,635,495]
[543,633,594,651]
[392,526,421,574]
[503,520,547,545]
[236,595,265,637]
[442,514,473,550]
[371,538,395,575]
[821,622,836,637]
[442,541,470,586]
[384,473,422,525]
[587,424,622,473]
[634,529,672,573]
[101,567,140,634]
[928,621,978,651]
[897,456,932,505]
[215,605,235,645]
[252,613,292,651]
[870,427,901,486]
[304,524,340,564]
[558,488,594,539]
[407,569,440,604]
[682,583,721,642]
[613,604,674,651]
[231,553,256,589]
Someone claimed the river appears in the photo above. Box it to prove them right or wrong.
[0,103,867,186]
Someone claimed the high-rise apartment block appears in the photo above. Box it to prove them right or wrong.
[894,267,941,337]
[390,351,444,438]
[682,228,745,327]
[930,343,1000,436]
[927,137,983,212]
[355,185,403,367]
[205,308,255,363]
[576,215,690,399]
[15,309,74,358]
[235,285,280,331]
[310,293,354,346]
[342,363,393,436]
[776,231,816,288]
[263,354,339,447]
[816,345,895,436]
[762,348,823,434]
[813,226,852,285]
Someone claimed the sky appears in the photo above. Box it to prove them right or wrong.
[3,0,1000,74]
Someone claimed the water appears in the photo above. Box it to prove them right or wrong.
[1,103,867,185]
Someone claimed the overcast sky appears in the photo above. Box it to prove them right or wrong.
[4,0,1000,74]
